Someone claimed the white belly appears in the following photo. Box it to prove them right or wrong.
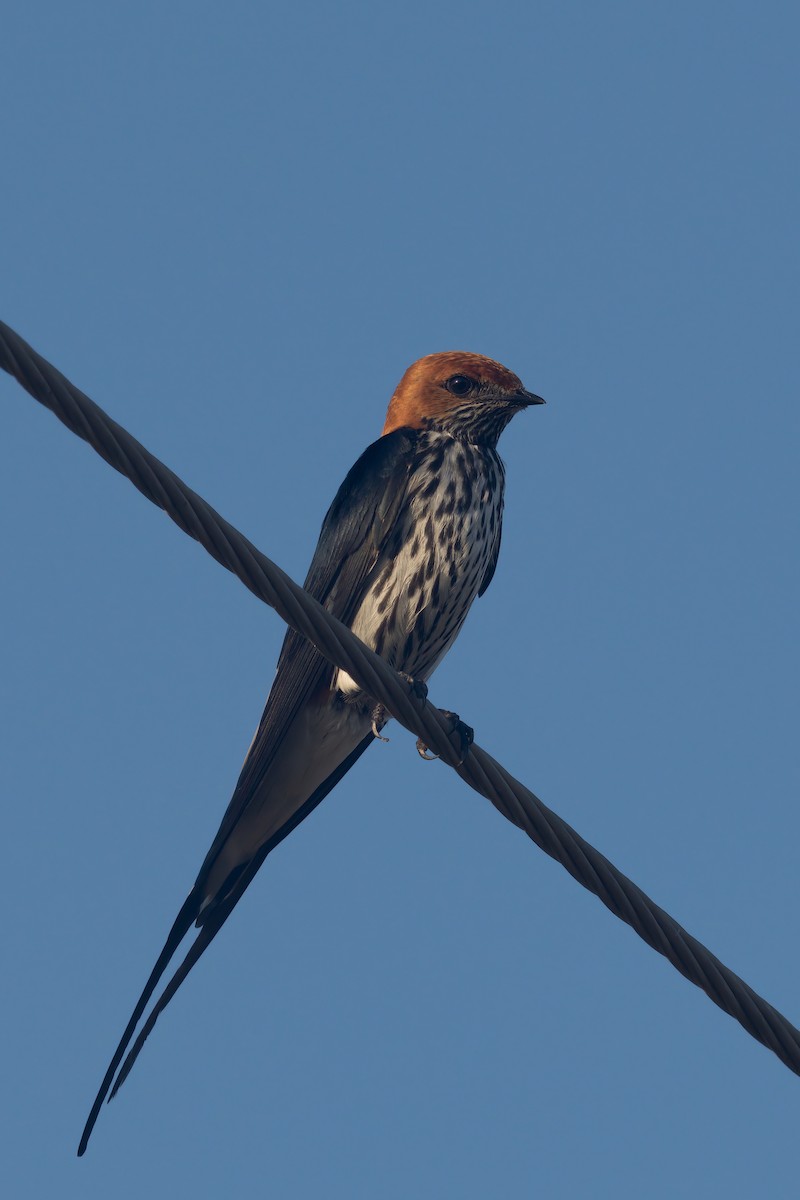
[336,437,504,693]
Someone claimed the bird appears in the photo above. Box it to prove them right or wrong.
[77,350,544,1154]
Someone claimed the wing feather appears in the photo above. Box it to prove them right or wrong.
[78,427,419,1153]
[194,427,418,887]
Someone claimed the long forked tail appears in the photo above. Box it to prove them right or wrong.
[77,887,202,1155]
[104,737,373,1108]
[78,832,284,1155]
[77,732,376,1157]
[78,842,276,1157]
[108,846,273,1100]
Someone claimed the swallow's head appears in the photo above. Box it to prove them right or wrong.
[382,351,544,446]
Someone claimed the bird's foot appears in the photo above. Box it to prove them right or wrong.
[371,704,390,741]
[402,673,429,703]
[371,675,428,742]
[416,710,474,765]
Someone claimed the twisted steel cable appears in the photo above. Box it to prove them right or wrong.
[2,317,798,1077]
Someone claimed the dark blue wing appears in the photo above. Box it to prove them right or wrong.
[78,427,420,1153]
[196,426,419,879]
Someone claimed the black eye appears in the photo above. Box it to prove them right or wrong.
[445,374,475,397]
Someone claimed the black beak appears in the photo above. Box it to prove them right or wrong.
[517,388,546,407]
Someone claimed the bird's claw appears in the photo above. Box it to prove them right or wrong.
[401,673,429,703]
[416,710,474,765]
[371,704,390,742]
[372,675,428,744]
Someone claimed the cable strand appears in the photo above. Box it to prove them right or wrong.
[2,317,798,1077]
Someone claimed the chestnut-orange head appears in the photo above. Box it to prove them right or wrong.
[382,351,544,447]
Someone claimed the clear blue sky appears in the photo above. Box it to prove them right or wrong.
[2,2,798,1196]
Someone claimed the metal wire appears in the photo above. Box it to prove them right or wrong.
[3,317,798,1077]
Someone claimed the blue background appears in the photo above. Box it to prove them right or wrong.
[2,2,798,1195]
